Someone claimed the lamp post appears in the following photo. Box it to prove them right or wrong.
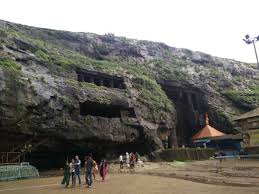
[243,34,259,68]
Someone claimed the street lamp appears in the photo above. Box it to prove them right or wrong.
[243,34,259,68]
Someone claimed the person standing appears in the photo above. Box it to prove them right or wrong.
[130,152,136,168]
[61,160,70,187]
[126,152,130,168]
[135,152,140,162]
[119,155,123,169]
[100,159,107,181]
[69,159,76,187]
[92,159,98,180]
[85,155,94,188]
[74,155,81,185]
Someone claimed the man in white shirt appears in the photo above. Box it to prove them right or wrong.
[119,155,123,169]
[126,152,130,167]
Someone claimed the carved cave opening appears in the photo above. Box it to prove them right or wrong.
[80,101,136,118]
[0,131,150,169]
[76,69,126,89]
[160,83,207,147]
[24,137,149,169]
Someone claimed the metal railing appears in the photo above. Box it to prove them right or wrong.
[12,138,34,152]
[214,154,259,169]
[0,152,22,164]
[1,137,49,165]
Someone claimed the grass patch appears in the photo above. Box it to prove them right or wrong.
[34,50,50,62]
[222,87,259,107]
[133,75,174,113]
[0,59,21,71]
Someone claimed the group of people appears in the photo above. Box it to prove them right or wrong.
[119,152,141,169]
[61,154,107,188]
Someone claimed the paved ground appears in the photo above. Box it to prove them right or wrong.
[0,174,259,194]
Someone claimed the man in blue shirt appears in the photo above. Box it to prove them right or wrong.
[74,155,81,185]
[85,155,94,188]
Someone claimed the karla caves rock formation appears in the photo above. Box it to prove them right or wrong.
[0,20,259,167]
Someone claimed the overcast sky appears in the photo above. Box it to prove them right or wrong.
[0,0,258,63]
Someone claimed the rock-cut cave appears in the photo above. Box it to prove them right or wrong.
[79,101,136,118]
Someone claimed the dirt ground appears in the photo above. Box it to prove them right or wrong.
[1,174,259,194]
[1,159,259,194]
[117,159,259,187]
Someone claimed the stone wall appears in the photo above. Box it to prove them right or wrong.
[151,148,216,162]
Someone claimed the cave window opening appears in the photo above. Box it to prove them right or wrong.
[118,83,126,89]
[80,101,136,118]
[121,109,136,118]
[76,70,125,90]
[103,79,110,87]
[84,76,91,83]
[114,81,119,88]
[128,109,136,117]
[78,75,83,82]
[94,78,100,86]
[80,101,121,118]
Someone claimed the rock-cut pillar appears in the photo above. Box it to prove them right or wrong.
[168,130,178,148]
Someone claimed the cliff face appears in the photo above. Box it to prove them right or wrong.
[0,20,259,164]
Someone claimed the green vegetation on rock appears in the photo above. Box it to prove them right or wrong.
[0,59,21,71]
[133,75,174,113]
[34,50,50,62]
[1,20,257,135]
[222,87,259,108]
[0,59,22,81]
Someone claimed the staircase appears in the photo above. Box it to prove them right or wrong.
[0,137,48,164]
[0,152,21,164]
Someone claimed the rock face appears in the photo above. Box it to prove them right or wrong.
[0,20,259,167]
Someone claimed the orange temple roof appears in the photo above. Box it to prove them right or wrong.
[192,113,225,140]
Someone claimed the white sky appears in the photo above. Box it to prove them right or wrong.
[0,0,258,63]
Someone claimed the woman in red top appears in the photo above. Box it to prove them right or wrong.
[99,159,107,181]
[130,152,136,168]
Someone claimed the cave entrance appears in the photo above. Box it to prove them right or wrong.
[25,138,149,169]
[160,83,206,147]
[80,101,136,118]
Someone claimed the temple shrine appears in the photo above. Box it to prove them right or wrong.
[192,113,242,152]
